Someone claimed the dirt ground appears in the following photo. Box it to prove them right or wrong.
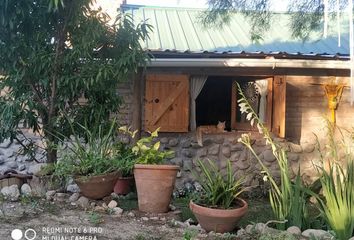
[0,200,190,240]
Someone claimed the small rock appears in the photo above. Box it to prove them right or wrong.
[20,183,32,196]
[168,138,179,147]
[1,185,20,201]
[68,193,80,202]
[171,157,183,167]
[127,212,135,217]
[18,164,26,171]
[150,216,159,220]
[193,182,202,191]
[113,207,123,215]
[160,137,169,144]
[102,203,108,209]
[94,206,106,213]
[77,196,90,208]
[196,148,207,158]
[287,226,301,235]
[182,159,193,171]
[208,144,220,155]
[54,193,69,202]
[28,163,48,176]
[7,161,18,169]
[289,143,302,153]
[263,149,276,162]
[182,149,193,158]
[160,217,166,221]
[302,143,315,153]
[66,184,80,193]
[181,139,191,148]
[302,229,332,239]
[141,217,149,221]
[108,200,118,209]
[169,204,177,211]
[46,190,56,201]
[221,146,231,158]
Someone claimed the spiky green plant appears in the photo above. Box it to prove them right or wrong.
[236,82,310,230]
[314,122,354,240]
[194,159,245,209]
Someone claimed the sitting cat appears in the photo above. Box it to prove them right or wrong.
[196,121,226,146]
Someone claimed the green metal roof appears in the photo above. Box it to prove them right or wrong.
[123,4,350,57]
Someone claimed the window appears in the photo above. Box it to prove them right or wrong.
[144,73,286,137]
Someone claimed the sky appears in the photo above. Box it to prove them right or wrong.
[127,0,289,11]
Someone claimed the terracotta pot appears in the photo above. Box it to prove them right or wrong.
[74,171,120,200]
[189,198,248,233]
[134,164,179,213]
[113,176,134,195]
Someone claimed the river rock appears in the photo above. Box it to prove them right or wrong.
[208,144,220,155]
[108,200,118,209]
[68,193,80,202]
[1,185,20,201]
[67,184,80,193]
[77,196,90,208]
[287,226,301,235]
[302,229,332,239]
[20,183,32,196]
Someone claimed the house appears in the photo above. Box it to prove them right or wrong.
[117,4,353,190]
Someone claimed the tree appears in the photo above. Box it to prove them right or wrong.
[0,0,150,163]
[203,0,350,41]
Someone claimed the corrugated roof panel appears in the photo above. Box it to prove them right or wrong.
[163,10,189,50]
[125,5,350,56]
[142,9,162,50]
[186,11,218,51]
[176,10,204,51]
[154,9,176,50]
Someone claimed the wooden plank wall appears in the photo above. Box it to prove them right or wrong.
[285,76,353,143]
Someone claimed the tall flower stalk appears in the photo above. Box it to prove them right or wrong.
[236,83,308,230]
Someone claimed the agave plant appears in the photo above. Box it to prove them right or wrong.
[194,159,246,209]
[314,122,354,240]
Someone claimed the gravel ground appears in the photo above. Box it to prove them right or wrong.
[0,200,188,240]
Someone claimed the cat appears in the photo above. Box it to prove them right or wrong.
[196,121,226,146]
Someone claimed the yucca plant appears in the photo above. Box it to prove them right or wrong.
[314,122,354,240]
[236,82,310,230]
[194,159,245,209]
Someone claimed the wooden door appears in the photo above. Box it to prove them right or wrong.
[272,75,286,138]
[144,74,189,132]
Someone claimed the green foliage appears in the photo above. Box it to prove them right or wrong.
[183,229,198,240]
[236,83,310,230]
[52,120,123,180]
[314,122,354,240]
[120,127,174,165]
[202,0,345,41]
[193,159,245,209]
[0,0,150,162]
[113,143,136,177]
[88,211,103,226]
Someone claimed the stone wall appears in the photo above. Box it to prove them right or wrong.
[157,131,319,195]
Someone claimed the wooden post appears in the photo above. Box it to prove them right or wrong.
[131,69,143,142]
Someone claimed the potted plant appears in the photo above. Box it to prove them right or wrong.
[120,127,177,213]
[113,143,136,195]
[53,121,121,200]
[189,159,248,233]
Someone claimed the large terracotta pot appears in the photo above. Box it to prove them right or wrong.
[74,171,120,200]
[114,176,134,195]
[190,198,248,233]
[134,164,179,213]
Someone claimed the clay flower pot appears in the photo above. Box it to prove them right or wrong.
[134,164,179,213]
[189,198,248,233]
[75,171,120,200]
[114,176,134,195]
